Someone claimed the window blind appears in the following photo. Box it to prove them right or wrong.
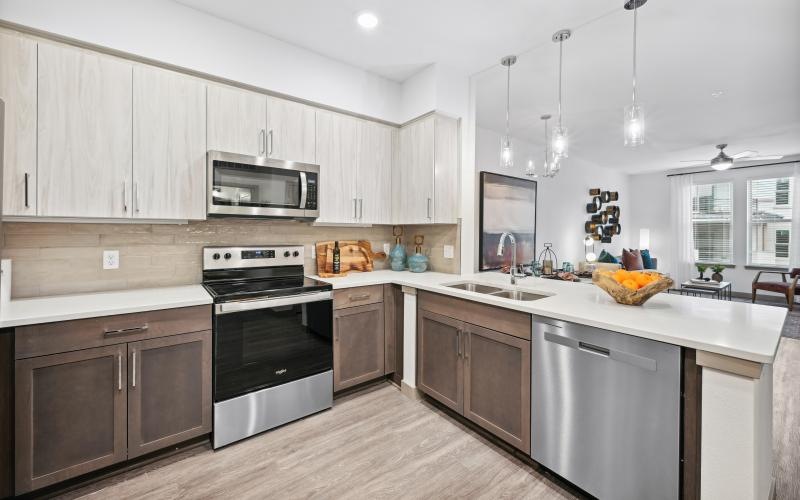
[748,177,793,267]
[692,182,733,263]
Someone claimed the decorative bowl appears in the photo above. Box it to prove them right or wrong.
[592,270,673,306]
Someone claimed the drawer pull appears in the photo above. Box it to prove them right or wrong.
[104,324,149,337]
[117,353,122,391]
[349,293,372,302]
[131,350,137,389]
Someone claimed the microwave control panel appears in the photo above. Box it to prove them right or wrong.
[305,174,318,210]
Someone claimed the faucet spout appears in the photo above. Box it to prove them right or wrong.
[497,232,521,285]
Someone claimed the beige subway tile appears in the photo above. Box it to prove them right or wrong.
[1,247,41,260]
[40,247,103,260]
[100,234,175,246]
[68,223,154,235]
[5,233,101,248]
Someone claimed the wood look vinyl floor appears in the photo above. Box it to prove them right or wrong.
[61,339,800,500]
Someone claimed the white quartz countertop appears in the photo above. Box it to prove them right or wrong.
[0,285,212,328]
[315,270,786,364]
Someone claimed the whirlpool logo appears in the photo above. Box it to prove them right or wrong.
[275,368,287,375]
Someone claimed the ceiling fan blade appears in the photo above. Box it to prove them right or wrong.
[680,160,711,167]
[736,155,784,162]
[732,150,758,159]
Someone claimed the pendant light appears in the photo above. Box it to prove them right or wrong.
[500,55,517,167]
[525,158,537,177]
[551,29,571,160]
[540,114,556,178]
[623,0,647,147]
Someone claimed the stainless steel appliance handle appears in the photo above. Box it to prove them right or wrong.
[24,172,30,208]
[104,325,149,337]
[259,129,266,156]
[216,290,333,315]
[299,171,308,209]
[131,349,137,388]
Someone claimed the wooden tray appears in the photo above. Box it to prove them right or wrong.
[592,270,673,306]
[315,240,386,278]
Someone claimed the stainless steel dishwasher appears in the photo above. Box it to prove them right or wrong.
[531,316,681,500]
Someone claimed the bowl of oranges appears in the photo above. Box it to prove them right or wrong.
[592,268,673,306]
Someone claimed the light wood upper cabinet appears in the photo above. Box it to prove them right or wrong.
[133,66,206,220]
[315,110,358,223]
[357,121,393,225]
[395,113,459,224]
[266,96,315,163]
[0,33,37,216]
[207,84,266,156]
[37,43,133,218]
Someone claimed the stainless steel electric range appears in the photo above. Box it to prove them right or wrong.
[202,245,333,449]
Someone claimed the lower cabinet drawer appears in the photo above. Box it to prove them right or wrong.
[333,285,384,310]
[15,305,212,359]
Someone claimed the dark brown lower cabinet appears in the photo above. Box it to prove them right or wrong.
[464,324,531,454]
[127,331,212,459]
[417,295,532,453]
[417,310,463,413]
[15,345,128,494]
[333,302,385,391]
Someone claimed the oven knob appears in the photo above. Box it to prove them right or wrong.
[224,252,232,260]
[292,251,300,257]
[284,251,290,258]
[212,253,220,260]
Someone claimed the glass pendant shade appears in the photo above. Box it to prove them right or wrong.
[624,103,645,147]
[525,159,537,177]
[500,136,514,167]
[551,126,569,159]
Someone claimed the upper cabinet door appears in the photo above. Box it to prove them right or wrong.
[207,85,267,156]
[266,96,315,163]
[433,115,459,224]
[0,33,37,216]
[396,116,434,224]
[133,65,206,220]
[37,43,133,218]
[315,110,358,223]
[357,121,393,225]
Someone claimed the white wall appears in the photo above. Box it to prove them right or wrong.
[628,160,800,293]
[476,127,630,270]
[0,0,403,122]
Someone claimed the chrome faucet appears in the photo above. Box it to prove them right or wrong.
[497,232,524,285]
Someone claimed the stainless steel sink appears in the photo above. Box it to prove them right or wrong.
[489,290,548,301]
[446,282,504,294]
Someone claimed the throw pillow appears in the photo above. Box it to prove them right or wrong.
[622,248,644,271]
[597,250,619,264]
[640,249,655,269]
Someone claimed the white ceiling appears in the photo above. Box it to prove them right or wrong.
[175,0,800,173]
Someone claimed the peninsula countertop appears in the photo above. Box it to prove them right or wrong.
[315,270,786,364]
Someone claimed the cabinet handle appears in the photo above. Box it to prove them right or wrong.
[358,198,363,220]
[117,352,122,391]
[131,349,137,389]
[427,197,432,220]
[456,330,461,357]
[134,183,140,213]
[353,198,357,219]
[122,182,128,213]
[268,129,274,156]
[259,129,266,156]
[24,172,30,208]
[464,333,469,360]
[349,293,371,302]
[104,325,148,337]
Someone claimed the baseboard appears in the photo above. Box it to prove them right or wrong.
[400,381,422,400]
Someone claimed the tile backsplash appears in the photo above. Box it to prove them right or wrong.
[3,220,460,298]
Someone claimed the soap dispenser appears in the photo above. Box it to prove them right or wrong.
[407,235,429,273]
[389,226,407,271]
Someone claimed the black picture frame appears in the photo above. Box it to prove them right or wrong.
[479,171,538,271]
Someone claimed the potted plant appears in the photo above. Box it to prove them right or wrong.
[711,264,725,283]
[696,263,709,280]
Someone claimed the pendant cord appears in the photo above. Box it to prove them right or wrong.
[505,63,511,137]
[632,2,638,105]
[558,40,564,128]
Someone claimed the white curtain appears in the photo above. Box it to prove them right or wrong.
[789,163,800,269]
[669,174,695,284]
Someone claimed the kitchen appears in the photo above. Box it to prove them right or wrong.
[0,1,798,499]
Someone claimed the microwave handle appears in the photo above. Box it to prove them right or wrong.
[299,171,308,209]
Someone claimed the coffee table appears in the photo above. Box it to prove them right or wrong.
[680,281,732,300]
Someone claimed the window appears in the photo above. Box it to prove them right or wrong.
[692,182,733,263]
[748,177,793,267]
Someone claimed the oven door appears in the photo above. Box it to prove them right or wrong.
[213,291,333,402]
[207,151,319,218]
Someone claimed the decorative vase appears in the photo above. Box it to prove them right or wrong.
[389,226,407,271]
[711,271,723,282]
[698,271,705,280]
[408,234,429,273]
[531,261,543,277]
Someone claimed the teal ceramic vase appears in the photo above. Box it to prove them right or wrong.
[390,241,407,271]
[408,251,429,273]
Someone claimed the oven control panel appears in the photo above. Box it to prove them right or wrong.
[203,246,304,270]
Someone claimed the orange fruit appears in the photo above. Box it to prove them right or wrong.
[633,273,651,286]
[621,279,639,291]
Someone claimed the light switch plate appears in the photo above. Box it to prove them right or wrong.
[103,250,119,270]
[443,245,455,259]
[383,243,391,254]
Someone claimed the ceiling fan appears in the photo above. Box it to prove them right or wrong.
[681,144,784,171]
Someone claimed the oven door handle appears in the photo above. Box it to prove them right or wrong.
[215,290,332,314]
[299,171,308,209]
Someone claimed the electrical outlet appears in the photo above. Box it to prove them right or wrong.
[443,245,455,259]
[383,243,391,254]
[103,250,119,270]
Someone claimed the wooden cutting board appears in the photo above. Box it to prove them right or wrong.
[315,240,387,278]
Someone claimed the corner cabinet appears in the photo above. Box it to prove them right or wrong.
[14,306,212,495]
[37,43,133,218]
[0,32,37,216]
[417,291,531,453]
[395,113,459,224]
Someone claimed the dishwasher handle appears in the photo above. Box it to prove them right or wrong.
[543,330,657,372]
[578,341,610,357]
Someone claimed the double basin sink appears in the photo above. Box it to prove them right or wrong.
[445,282,548,302]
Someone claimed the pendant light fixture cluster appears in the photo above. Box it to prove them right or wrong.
[623,0,646,147]
[551,29,571,161]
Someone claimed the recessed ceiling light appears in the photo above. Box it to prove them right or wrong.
[711,90,725,98]
[357,12,379,30]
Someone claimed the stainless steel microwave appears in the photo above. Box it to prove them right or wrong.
[207,151,319,219]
